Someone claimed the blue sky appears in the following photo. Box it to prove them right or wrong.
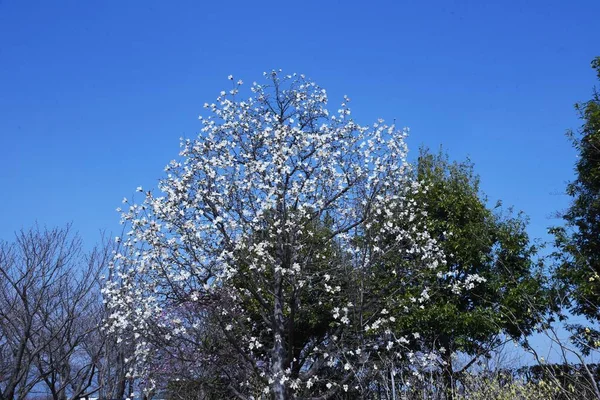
[0,0,598,251]
[0,0,599,367]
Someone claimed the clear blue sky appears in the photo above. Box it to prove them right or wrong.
[0,0,598,250]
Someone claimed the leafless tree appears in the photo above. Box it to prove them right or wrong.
[0,225,112,400]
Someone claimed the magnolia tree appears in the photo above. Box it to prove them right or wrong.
[104,72,475,399]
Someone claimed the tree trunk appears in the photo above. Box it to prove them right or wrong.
[442,351,454,400]
[436,335,455,400]
[271,269,287,400]
[390,364,397,400]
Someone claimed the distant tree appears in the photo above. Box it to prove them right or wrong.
[386,149,548,398]
[33,245,110,400]
[552,57,600,353]
[0,225,109,400]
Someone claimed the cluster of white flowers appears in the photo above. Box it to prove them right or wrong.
[451,273,487,294]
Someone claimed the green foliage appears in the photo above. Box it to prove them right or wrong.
[393,148,547,363]
[552,57,600,350]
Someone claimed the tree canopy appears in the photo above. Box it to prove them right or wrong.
[104,72,475,399]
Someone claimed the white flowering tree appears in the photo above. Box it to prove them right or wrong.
[104,72,461,399]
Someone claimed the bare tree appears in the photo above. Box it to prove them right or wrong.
[0,225,110,400]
